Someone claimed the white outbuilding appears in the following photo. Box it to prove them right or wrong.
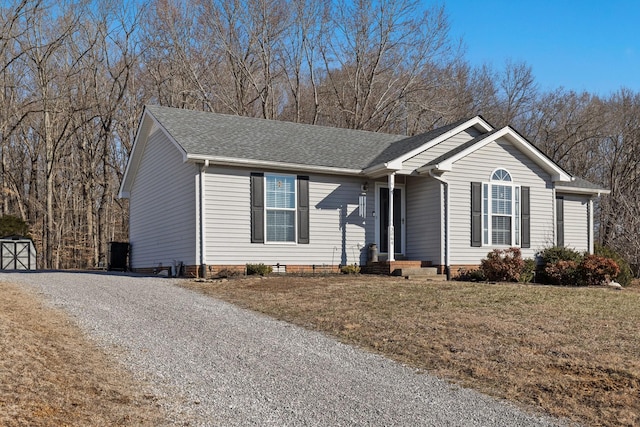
[0,235,37,270]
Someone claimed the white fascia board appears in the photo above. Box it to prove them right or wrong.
[118,109,151,198]
[186,154,363,176]
[426,127,572,182]
[393,116,494,164]
[362,159,403,178]
[364,116,493,175]
[500,128,572,181]
[118,108,190,198]
[555,185,611,196]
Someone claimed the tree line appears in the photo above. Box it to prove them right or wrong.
[1,0,638,273]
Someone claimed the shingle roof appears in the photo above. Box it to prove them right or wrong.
[366,118,471,166]
[146,105,408,170]
[424,129,500,167]
[556,177,609,192]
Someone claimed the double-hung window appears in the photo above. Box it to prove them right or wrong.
[486,169,519,246]
[265,174,296,242]
[472,170,529,248]
[250,172,310,244]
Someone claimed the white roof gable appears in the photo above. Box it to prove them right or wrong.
[417,126,573,182]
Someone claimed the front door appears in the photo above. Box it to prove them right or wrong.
[378,186,403,254]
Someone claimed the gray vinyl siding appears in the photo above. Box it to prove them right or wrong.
[129,128,198,268]
[203,167,374,266]
[559,194,589,252]
[401,129,482,173]
[405,176,442,264]
[446,137,555,265]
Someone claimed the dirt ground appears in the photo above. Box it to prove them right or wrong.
[0,281,166,426]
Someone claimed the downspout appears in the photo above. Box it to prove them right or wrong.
[388,172,395,261]
[588,197,594,254]
[429,170,450,280]
[552,187,557,246]
[199,160,209,277]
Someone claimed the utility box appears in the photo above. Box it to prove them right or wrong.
[0,235,36,270]
[108,242,129,271]
[368,243,378,263]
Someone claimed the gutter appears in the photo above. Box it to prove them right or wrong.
[429,169,451,280]
[554,185,610,196]
[199,159,209,277]
[186,154,362,176]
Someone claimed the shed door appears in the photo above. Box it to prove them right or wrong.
[1,241,33,270]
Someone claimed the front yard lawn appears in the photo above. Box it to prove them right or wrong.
[181,275,640,427]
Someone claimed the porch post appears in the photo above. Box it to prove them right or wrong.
[388,173,395,261]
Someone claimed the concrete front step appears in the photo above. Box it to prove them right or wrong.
[393,268,447,281]
[394,267,438,277]
[405,273,447,281]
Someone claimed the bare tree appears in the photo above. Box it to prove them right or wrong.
[597,90,640,264]
[317,0,460,132]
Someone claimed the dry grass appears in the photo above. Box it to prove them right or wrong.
[0,281,166,426]
[181,275,640,427]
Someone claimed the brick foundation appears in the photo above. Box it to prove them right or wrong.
[131,262,477,279]
[133,263,342,278]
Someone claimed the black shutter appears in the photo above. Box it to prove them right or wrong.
[471,182,482,247]
[521,186,530,248]
[556,196,564,247]
[250,173,264,243]
[297,176,310,244]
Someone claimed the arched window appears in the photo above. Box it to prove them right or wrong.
[482,169,520,246]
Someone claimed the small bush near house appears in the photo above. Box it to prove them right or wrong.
[340,264,361,274]
[579,255,620,287]
[519,258,537,283]
[595,244,632,286]
[538,246,623,286]
[544,260,580,285]
[538,246,583,285]
[480,248,526,282]
[455,268,486,282]
[539,246,583,265]
[246,263,273,276]
[215,268,242,278]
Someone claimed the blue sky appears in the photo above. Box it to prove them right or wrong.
[445,0,640,95]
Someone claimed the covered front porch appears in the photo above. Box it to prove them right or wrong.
[364,169,449,279]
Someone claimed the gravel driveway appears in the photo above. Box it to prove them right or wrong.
[5,271,566,426]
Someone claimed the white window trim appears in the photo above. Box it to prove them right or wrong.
[264,173,298,244]
[482,169,521,247]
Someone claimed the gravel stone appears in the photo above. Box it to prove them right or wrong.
[5,271,569,426]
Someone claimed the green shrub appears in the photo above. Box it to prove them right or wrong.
[456,268,486,282]
[246,263,273,276]
[0,215,30,238]
[340,264,361,274]
[538,246,624,286]
[595,244,632,286]
[544,260,580,285]
[216,268,242,278]
[538,246,583,285]
[539,246,583,265]
[579,254,620,287]
[519,258,537,283]
[480,248,525,282]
